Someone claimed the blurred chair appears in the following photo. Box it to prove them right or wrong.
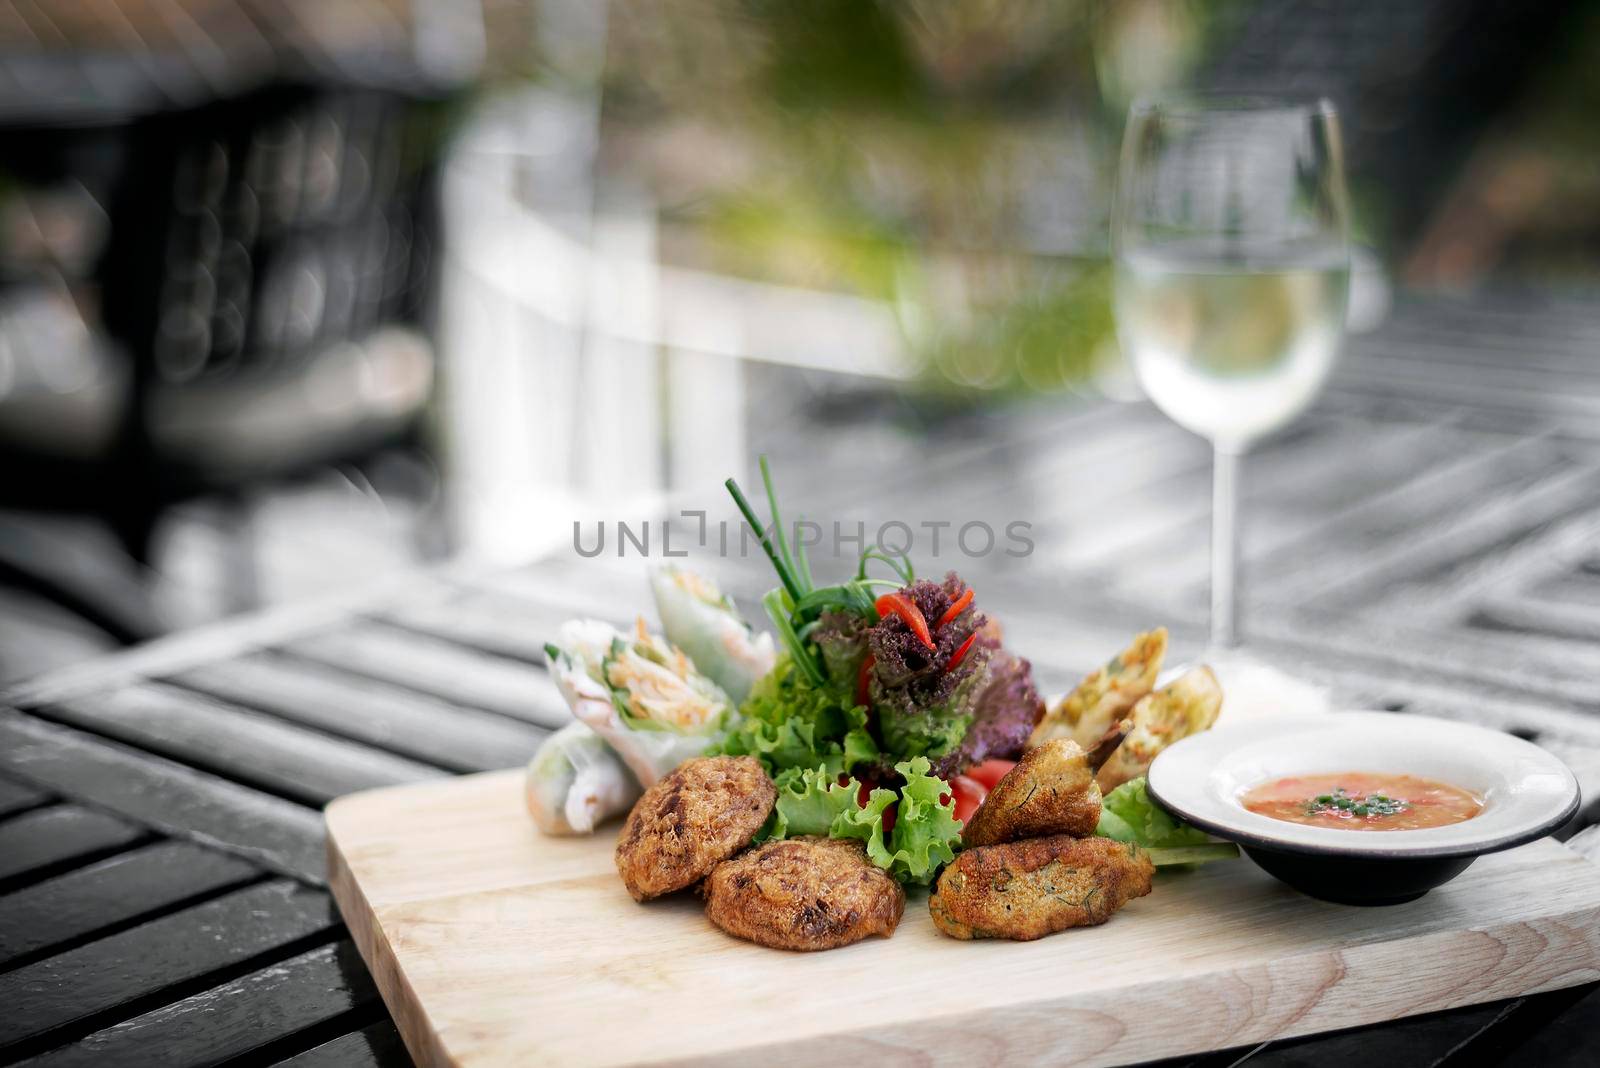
[0,1,481,651]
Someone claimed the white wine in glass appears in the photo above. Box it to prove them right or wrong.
[1113,98,1350,648]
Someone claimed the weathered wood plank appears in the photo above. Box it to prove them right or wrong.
[1359,329,1600,376]
[878,405,1205,522]
[1060,418,1502,578]
[1440,982,1600,1068]
[34,684,444,805]
[1334,355,1600,419]
[0,805,145,884]
[282,622,569,727]
[0,841,261,967]
[1231,435,1571,594]
[21,941,382,1068]
[0,880,337,1053]
[0,572,467,710]
[1231,998,1523,1068]
[170,653,544,773]
[491,556,765,625]
[384,591,583,664]
[0,711,326,882]
[1263,611,1600,719]
[1527,563,1600,606]
[276,1021,412,1068]
[1470,596,1600,644]
[0,775,51,818]
[1047,415,1442,569]
[1277,464,1600,610]
[1394,505,1600,625]
[1340,357,1600,416]
[710,388,1136,527]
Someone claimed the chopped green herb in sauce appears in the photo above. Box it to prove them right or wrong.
[1304,788,1409,819]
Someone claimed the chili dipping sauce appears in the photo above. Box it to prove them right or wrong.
[1241,772,1483,831]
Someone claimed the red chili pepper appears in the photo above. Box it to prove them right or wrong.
[855,653,875,707]
[946,632,978,672]
[875,592,935,650]
[935,587,973,630]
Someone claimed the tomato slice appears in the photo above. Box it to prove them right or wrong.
[949,775,987,826]
[965,759,1016,791]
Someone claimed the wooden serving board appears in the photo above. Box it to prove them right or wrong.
[327,770,1600,1068]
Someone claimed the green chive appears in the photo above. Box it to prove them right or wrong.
[794,513,814,592]
[726,476,801,602]
[759,456,803,595]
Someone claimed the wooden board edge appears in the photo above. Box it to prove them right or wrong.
[328,823,459,1068]
[665,898,1600,1067]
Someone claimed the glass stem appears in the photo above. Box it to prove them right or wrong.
[1210,442,1243,649]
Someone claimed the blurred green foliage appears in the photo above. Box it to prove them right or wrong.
[598,0,1230,395]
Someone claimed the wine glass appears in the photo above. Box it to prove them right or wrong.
[1113,95,1350,649]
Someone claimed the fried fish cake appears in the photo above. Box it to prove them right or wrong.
[929,835,1154,941]
[961,738,1102,847]
[703,837,905,951]
[614,755,776,901]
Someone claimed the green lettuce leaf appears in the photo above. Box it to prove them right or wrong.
[880,756,963,884]
[767,764,871,838]
[713,654,877,778]
[843,727,881,768]
[875,701,973,762]
[1095,777,1237,866]
[761,757,962,886]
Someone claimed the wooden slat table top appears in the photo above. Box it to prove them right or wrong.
[2,289,1600,1066]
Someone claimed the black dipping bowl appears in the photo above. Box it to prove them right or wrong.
[1146,712,1581,906]
[1237,847,1477,906]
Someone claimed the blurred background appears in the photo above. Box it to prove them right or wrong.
[4,0,1600,685]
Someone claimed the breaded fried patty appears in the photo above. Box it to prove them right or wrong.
[703,837,905,951]
[929,835,1153,941]
[614,756,776,901]
[961,738,1102,847]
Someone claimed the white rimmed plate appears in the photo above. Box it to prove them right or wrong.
[1147,711,1581,904]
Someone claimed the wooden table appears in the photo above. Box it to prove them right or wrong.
[3,289,1600,1066]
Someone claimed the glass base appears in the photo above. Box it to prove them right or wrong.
[1192,648,1334,724]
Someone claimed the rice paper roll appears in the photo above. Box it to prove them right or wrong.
[525,721,640,835]
[649,566,775,704]
[545,618,736,786]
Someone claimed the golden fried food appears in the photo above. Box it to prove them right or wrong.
[928,835,1154,941]
[1096,665,1223,792]
[1029,628,1167,751]
[1084,718,1133,772]
[703,837,905,951]
[961,738,1102,847]
[614,755,776,901]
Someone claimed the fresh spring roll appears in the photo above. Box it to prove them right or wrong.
[649,566,775,704]
[545,618,736,786]
[525,721,641,835]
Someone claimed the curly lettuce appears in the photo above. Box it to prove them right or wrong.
[712,654,878,778]
[810,609,870,690]
[930,645,1043,778]
[1095,777,1238,866]
[867,575,989,763]
[763,757,961,886]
